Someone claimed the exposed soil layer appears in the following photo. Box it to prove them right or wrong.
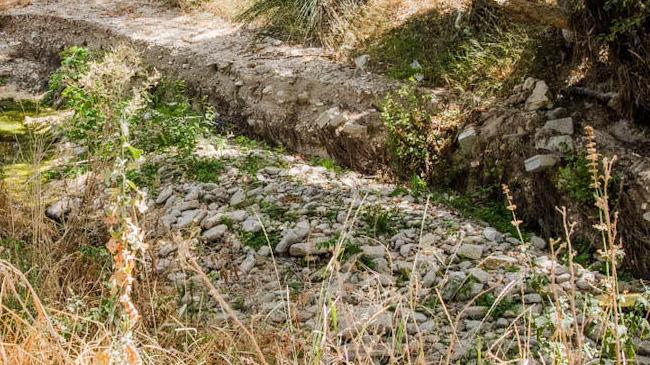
[1,0,392,172]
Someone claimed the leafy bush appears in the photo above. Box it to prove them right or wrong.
[133,79,213,156]
[55,48,212,159]
[381,79,457,179]
[48,47,93,98]
[556,154,594,205]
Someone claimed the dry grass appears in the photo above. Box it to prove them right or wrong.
[0,42,642,364]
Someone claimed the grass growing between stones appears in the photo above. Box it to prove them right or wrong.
[1,43,648,365]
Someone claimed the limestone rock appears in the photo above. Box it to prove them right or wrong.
[276,220,310,253]
[202,224,228,242]
[544,117,574,135]
[525,81,551,111]
[230,189,246,207]
[524,154,559,172]
[458,244,484,260]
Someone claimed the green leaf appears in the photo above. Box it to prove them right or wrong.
[126,145,143,160]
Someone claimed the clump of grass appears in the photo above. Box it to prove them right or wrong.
[362,204,397,237]
[186,158,225,183]
[238,0,365,43]
[309,155,344,174]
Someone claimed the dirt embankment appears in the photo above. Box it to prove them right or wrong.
[1,0,393,172]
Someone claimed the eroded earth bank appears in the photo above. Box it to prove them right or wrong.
[2,0,650,364]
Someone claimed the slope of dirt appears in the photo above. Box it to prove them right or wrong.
[1,0,393,172]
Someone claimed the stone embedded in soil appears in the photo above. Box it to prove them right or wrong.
[239,253,256,273]
[539,135,574,153]
[276,220,310,253]
[458,127,478,152]
[543,117,574,135]
[46,197,77,221]
[525,80,552,111]
[289,242,326,257]
[241,217,261,233]
[202,224,228,242]
[458,244,484,260]
[230,189,246,207]
[361,245,385,259]
[524,154,559,172]
[482,227,503,242]
[483,255,519,269]
[530,235,546,250]
[156,186,173,204]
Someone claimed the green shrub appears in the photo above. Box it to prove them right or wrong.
[133,79,213,156]
[55,50,212,158]
[556,154,595,205]
[48,47,93,98]
[381,79,457,179]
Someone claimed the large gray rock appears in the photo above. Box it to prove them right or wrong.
[230,189,246,207]
[524,154,559,172]
[276,220,310,253]
[525,80,551,111]
[202,224,228,242]
[458,244,484,260]
[544,117,574,135]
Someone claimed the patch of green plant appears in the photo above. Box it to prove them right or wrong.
[43,163,89,182]
[318,233,370,265]
[78,245,111,266]
[186,158,224,183]
[0,238,30,274]
[240,230,280,250]
[240,154,263,176]
[556,154,594,205]
[409,174,429,197]
[58,55,212,157]
[126,162,160,192]
[381,80,458,181]
[48,46,93,98]
[362,205,398,237]
[259,200,287,219]
[475,292,516,319]
[218,215,235,229]
[133,79,213,156]
[323,208,338,222]
[389,186,410,197]
[309,156,344,174]
[234,135,267,150]
[430,187,527,240]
